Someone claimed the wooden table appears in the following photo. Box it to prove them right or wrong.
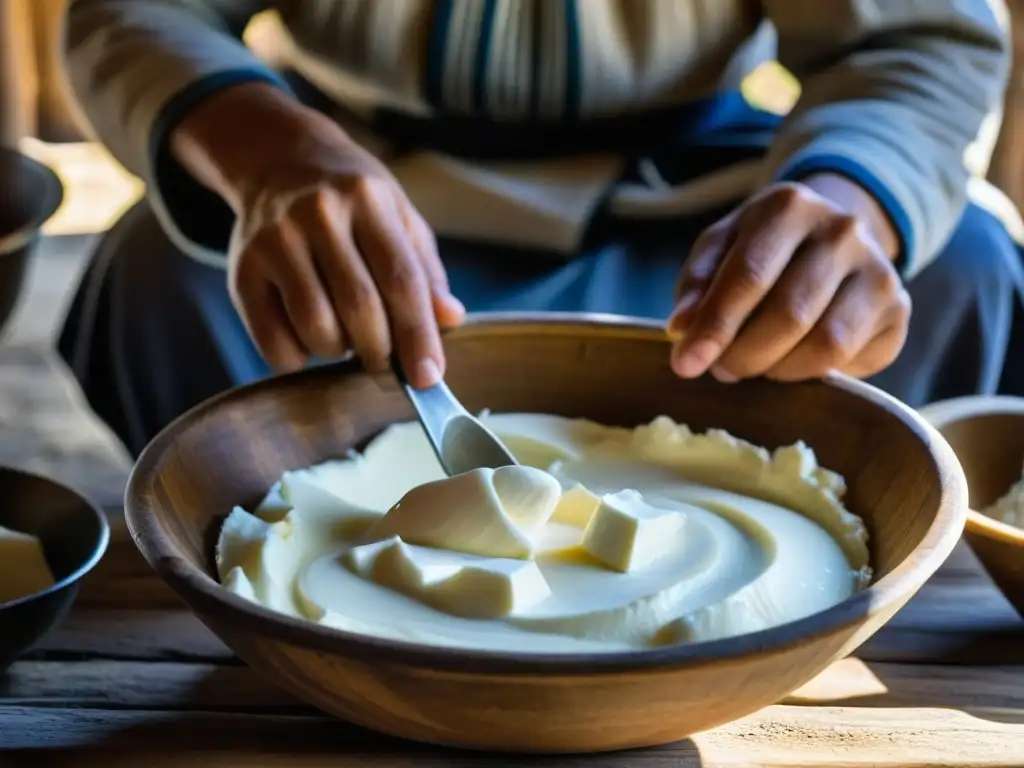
[2,509,1023,766]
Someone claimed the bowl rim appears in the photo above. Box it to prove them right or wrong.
[0,465,111,610]
[125,313,968,675]
[917,395,1024,548]
[0,147,64,257]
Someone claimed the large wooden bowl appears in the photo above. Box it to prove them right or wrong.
[919,396,1024,618]
[125,315,967,753]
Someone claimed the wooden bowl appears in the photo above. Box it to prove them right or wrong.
[919,396,1024,618]
[125,314,967,753]
[0,467,109,671]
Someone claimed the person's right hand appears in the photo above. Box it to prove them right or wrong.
[171,83,465,388]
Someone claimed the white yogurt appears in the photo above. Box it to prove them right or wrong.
[215,414,871,653]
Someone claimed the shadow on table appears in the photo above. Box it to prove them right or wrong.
[3,710,704,766]
[6,747,704,768]
[784,656,1024,726]
[1,664,705,762]
[861,662,1024,726]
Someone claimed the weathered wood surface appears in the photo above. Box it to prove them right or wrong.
[2,704,1023,765]
[1,508,1023,764]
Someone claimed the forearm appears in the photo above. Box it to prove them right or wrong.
[764,0,1010,276]
[170,82,307,211]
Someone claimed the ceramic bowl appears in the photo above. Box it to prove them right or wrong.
[0,467,109,670]
[0,147,63,337]
[125,315,967,752]
[919,395,1024,618]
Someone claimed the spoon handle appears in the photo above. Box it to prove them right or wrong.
[397,373,469,440]
[391,356,518,476]
[391,356,466,461]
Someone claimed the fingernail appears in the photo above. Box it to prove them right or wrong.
[711,365,739,383]
[415,357,442,388]
[672,338,721,378]
[445,293,466,314]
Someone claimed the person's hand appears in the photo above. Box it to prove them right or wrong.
[668,174,911,383]
[171,83,464,388]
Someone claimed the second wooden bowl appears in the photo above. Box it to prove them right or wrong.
[919,396,1024,617]
[125,315,967,752]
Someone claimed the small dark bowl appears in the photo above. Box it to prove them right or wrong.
[0,147,64,337]
[0,467,109,671]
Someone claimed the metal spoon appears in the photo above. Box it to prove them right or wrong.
[393,358,518,477]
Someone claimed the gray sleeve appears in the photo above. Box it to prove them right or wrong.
[64,0,290,265]
[762,0,1011,276]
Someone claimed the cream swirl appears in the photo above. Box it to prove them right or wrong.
[216,415,870,652]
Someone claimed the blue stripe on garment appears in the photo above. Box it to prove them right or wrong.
[472,0,498,115]
[563,0,581,117]
[425,0,455,110]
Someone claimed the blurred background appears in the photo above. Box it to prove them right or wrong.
[0,1,1022,509]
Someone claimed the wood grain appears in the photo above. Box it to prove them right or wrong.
[0,661,306,711]
[4,658,1024,713]
[27,610,231,662]
[2,705,1021,765]
[74,515,182,610]
[4,655,1023,764]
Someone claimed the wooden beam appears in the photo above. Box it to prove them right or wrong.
[0,0,39,146]
[989,2,1024,209]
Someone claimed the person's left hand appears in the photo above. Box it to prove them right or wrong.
[668,174,911,383]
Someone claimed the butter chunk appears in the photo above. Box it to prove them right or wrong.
[0,525,56,604]
[344,537,552,618]
[984,468,1024,529]
[215,507,297,614]
[215,506,290,581]
[254,481,293,522]
[365,466,561,560]
[551,484,602,528]
[581,490,687,573]
[222,565,259,603]
[491,465,562,527]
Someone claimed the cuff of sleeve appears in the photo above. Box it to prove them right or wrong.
[777,153,916,275]
[149,68,294,263]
